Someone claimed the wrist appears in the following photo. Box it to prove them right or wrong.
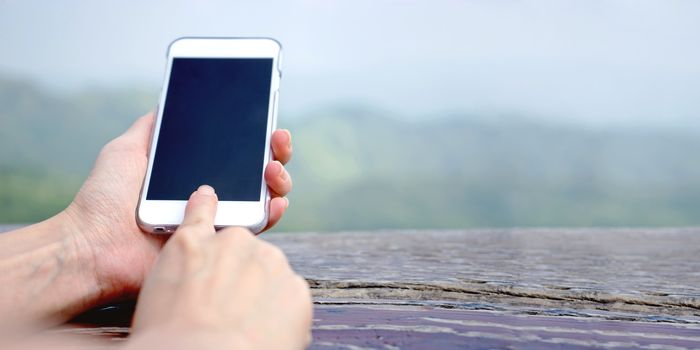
[50,208,112,312]
[61,203,124,305]
[62,200,164,303]
[0,209,106,327]
[59,204,107,298]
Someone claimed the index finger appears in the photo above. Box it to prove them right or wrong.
[179,185,218,233]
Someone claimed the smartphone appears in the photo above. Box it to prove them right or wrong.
[137,37,282,234]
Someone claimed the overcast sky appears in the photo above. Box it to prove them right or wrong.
[1,0,699,127]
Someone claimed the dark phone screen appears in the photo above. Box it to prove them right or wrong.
[146,58,273,201]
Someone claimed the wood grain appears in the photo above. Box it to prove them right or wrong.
[2,225,699,349]
[268,229,700,317]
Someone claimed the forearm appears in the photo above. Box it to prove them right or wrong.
[0,211,103,330]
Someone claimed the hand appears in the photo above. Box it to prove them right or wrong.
[63,112,294,303]
[128,186,312,350]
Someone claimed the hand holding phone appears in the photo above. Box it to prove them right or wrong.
[137,38,283,233]
[130,185,312,349]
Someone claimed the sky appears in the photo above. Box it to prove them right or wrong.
[1,0,699,127]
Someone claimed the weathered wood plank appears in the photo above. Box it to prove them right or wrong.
[265,229,700,318]
[2,225,700,348]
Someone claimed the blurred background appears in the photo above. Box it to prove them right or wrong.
[1,1,699,231]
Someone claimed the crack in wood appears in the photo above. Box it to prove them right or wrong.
[308,279,700,317]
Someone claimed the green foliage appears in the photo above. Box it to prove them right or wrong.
[2,75,700,229]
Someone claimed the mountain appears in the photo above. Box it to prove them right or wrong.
[2,75,700,230]
[285,108,700,230]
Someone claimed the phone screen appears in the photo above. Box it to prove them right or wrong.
[146,58,273,201]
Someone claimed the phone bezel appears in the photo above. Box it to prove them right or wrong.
[137,37,282,234]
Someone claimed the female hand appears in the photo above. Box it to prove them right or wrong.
[64,112,293,303]
[128,185,312,350]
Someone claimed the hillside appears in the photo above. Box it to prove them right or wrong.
[2,76,700,230]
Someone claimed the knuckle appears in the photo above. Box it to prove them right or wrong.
[182,216,208,228]
[98,141,117,156]
[169,229,203,256]
[101,137,137,155]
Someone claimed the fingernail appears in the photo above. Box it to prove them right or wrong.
[284,197,289,208]
[197,185,216,196]
[278,165,288,181]
[271,160,284,177]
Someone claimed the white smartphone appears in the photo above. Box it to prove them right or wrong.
[137,37,282,234]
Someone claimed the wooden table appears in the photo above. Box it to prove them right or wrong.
[4,226,700,348]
